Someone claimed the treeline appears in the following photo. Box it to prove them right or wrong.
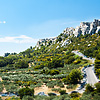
[95,53,100,78]
[0,56,28,69]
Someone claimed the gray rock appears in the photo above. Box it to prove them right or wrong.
[35,19,100,47]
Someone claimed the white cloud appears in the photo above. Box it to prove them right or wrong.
[0,21,6,24]
[0,35,38,43]
[3,21,6,24]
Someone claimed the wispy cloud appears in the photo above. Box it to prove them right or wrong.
[0,21,6,24]
[3,21,6,24]
[0,35,38,43]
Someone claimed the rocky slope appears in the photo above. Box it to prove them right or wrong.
[35,19,100,49]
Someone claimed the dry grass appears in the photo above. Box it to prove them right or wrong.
[34,84,78,95]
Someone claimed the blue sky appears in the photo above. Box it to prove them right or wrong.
[0,0,100,56]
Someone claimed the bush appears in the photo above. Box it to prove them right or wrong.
[64,56,75,64]
[95,83,100,92]
[70,93,80,98]
[73,59,81,64]
[22,95,34,100]
[68,69,83,84]
[50,70,59,75]
[66,84,77,89]
[52,88,61,92]
[46,58,64,69]
[59,90,66,95]
[47,83,54,88]
[15,60,28,68]
[18,87,34,99]
[96,69,100,76]
[62,78,67,83]
[34,63,45,69]
[85,84,94,93]
[48,93,56,96]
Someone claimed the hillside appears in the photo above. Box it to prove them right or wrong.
[35,19,100,49]
[0,19,100,100]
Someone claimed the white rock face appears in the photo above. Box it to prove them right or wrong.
[96,26,100,33]
[80,22,90,35]
[73,26,82,37]
[63,27,75,36]
[63,19,100,37]
[36,19,100,47]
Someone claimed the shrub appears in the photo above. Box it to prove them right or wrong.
[18,87,34,99]
[66,84,77,89]
[34,63,45,69]
[73,59,81,64]
[47,58,64,69]
[50,70,60,75]
[62,78,67,83]
[70,93,80,98]
[59,90,66,95]
[15,60,28,68]
[0,83,3,92]
[96,69,100,76]
[95,83,100,92]
[85,84,94,93]
[64,56,75,64]
[48,93,56,96]
[22,95,34,100]
[68,69,83,84]
[47,83,54,88]
[59,84,64,88]
[52,88,61,92]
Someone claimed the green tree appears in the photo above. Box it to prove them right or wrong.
[85,84,94,93]
[95,59,100,70]
[22,95,34,100]
[15,60,28,68]
[95,83,100,92]
[70,93,80,98]
[18,87,34,99]
[68,69,83,84]
[96,69,100,76]
[47,58,64,69]
[59,90,66,95]
[50,70,59,75]
[65,56,75,64]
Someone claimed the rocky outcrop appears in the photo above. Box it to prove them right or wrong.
[36,37,57,49]
[63,27,75,36]
[35,19,100,49]
[63,19,100,37]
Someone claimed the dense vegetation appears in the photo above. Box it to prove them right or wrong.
[1,32,100,99]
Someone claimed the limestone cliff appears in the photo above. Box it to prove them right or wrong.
[35,19,100,49]
[63,19,100,37]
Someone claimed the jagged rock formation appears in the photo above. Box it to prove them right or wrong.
[63,19,100,37]
[35,37,57,50]
[35,19,100,49]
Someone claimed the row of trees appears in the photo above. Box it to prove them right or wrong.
[95,53,100,77]
[34,58,64,69]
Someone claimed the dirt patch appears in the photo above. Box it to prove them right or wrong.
[34,84,78,95]
[1,96,11,100]
[34,85,55,95]
[2,86,7,93]
[0,77,2,82]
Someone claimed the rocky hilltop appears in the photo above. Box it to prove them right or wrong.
[63,19,100,37]
[36,19,100,49]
